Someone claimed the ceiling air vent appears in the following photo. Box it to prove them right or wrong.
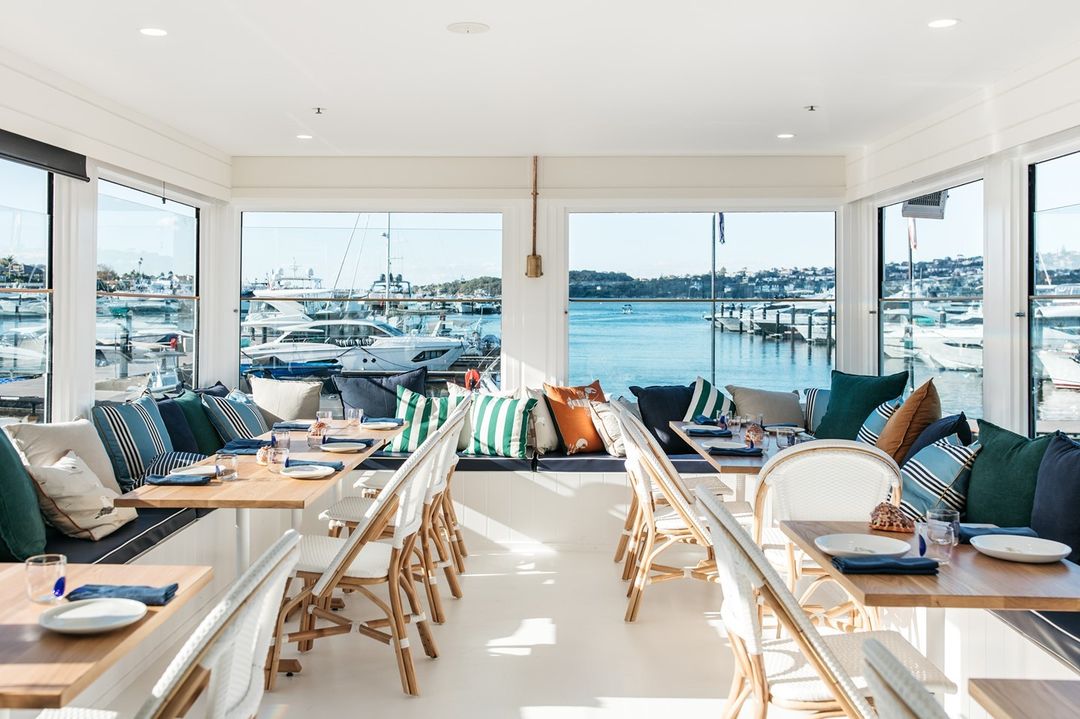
[901,190,949,220]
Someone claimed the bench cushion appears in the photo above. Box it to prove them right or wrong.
[992,609,1080,674]
[43,507,198,564]
[360,451,534,473]
[536,453,714,474]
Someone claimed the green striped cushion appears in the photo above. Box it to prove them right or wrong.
[467,394,538,458]
[683,376,734,422]
[389,387,464,452]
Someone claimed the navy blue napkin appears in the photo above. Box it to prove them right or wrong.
[708,446,763,457]
[322,436,375,446]
[145,474,212,486]
[692,415,719,426]
[363,417,404,426]
[67,583,179,605]
[222,439,270,455]
[687,428,733,438]
[285,458,344,471]
[958,525,1038,544]
[831,556,938,575]
[273,421,312,431]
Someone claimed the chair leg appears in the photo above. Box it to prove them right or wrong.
[388,554,420,696]
[417,521,446,625]
[430,508,463,599]
[621,511,645,582]
[400,561,439,660]
[265,586,305,691]
[614,492,639,563]
[625,531,655,622]
[297,578,317,653]
[442,491,468,566]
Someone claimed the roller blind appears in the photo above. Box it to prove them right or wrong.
[0,129,89,181]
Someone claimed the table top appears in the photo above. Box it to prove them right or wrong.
[780,520,1080,610]
[668,421,770,475]
[969,679,1080,719]
[115,420,404,510]
[0,562,213,709]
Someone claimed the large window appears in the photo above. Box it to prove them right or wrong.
[568,212,836,399]
[96,181,198,401]
[0,159,51,423]
[1030,152,1080,435]
[879,181,984,416]
[240,212,502,404]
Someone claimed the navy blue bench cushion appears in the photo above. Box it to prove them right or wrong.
[43,508,198,565]
[992,609,1080,674]
[360,451,534,473]
[536,453,713,474]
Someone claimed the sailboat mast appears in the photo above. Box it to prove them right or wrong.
[385,214,392,320]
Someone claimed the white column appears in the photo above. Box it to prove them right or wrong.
[50,169,99,421]
[195,203,240,387]
[836,199,879,375]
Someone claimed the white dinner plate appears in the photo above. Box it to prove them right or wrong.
[168,465,219,477]
[39,598,148,635]
[765,424,806,433]
[701,440,746,450]
[814,533,912,558]
[970,535,1071,564]
[320,442,370,453]
[362,421,401,431]
[281,465,336,480]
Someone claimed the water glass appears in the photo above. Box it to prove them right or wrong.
[215,453,239,481]
[345,406,362,427]
[271,429,292,451]
[26,554,66,604]
[923,508,960,564]
[268,447,289,474]
[316,409,333,424]
[776,427,797,448]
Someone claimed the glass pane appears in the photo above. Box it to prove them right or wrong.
[880,300,983,417]
[0,159,50,423]
[240,212,502,401]
[94,298,196,401]
[1031,299,1080,434]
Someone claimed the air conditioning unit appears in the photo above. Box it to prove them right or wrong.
[901,190,948,220]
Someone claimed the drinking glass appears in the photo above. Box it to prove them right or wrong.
[215,453,238,481]
[25,554,66,604]
[268,447,289,474]
[316,409,333,423]
[924,508,959,564]
[345,407,362,427]
[271,429,292,451]
[777,427,797,448]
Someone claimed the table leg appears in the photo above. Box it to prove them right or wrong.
[291,508,303,532]
[921,607,950,709]
[236,508,251,572]
[734,474,747,504]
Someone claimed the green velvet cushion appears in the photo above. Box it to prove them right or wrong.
[173,390,224,455]
[0,429,47,561]
[812,370,909,440]
[965,420,1052,527]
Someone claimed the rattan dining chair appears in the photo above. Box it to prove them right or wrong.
[37,530,301,719]
[267,407,464,696]
[862,639,951,719]
[694,487,954,719]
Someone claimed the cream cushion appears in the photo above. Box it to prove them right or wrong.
[523,387,559,454]
[28,452,137,540]
[589,401,625,457]
[249,377,323,424]
[5,419,122,494]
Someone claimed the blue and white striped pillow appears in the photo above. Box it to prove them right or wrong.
[91,396,174,493]
[201,392,269,442]
[803,387,830,435]
[467,394,537,459]
[855,398,902,445]
[898,435,982,521]
[144,451,208,481]
[390,387,464,453]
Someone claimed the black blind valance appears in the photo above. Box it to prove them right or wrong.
[0,129,88,182]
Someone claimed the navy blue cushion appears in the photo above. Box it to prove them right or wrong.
[536,452,713,474]
[360,451,534,472]
[155,397,200,454]
[334,368,427,420]
[629,384,693,454]
[195,381,230,398]
[1032,433,1080,564]
[901,412,973,466]
[43,508,198,564]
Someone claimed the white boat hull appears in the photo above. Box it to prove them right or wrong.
[1038,349,1080,390]
[242,338,465,372]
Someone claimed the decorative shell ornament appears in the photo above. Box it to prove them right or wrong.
[868,502,915,534]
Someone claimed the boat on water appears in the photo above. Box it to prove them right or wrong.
[621,304,633,315]
[1038,349,1080,389]
[0,295,48,319]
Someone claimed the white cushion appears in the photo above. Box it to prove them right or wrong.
[249,377,323,425]
[319,495,377,524]
[28,452,137,540]
[296,534,392,579]
[5,420,122,494]
[523,387,559,454]
[589,401,625,457]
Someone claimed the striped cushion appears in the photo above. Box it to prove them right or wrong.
[467,394,538,458]
[804,387,830,434]
[389,387,464,453]
[201,392,269,442]
[144,451,208,482]
[91,396,174,493]
[683,376,734,422]
[899,436,982,521]
[855,398,902,445]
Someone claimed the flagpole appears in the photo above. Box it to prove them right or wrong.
[711,213,719,387]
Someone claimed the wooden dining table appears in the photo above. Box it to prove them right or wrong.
[0,562,212,711]
[968,678,1080,719]
[668,421,772,502]
[116,420,406,568]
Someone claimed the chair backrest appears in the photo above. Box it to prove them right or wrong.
[753,439,900,541]
[136,530,302,719]
[694,487,874,719]
[863,639,950,719]
[424,394,472,502]
[312,417,448,598]
[611,398,697,506]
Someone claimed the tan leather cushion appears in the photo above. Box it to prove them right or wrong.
[544,381,606,454]
[876,380,941,462]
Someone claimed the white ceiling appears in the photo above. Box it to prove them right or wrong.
[3,1,1080,158]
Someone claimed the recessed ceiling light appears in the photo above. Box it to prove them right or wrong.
[928,18,959,29]
[296,134,313,140]
[139,27,168,37]
[776,133,796,140]
[447,22,490,35]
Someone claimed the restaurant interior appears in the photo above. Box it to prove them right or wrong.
[2,3,1080,718]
